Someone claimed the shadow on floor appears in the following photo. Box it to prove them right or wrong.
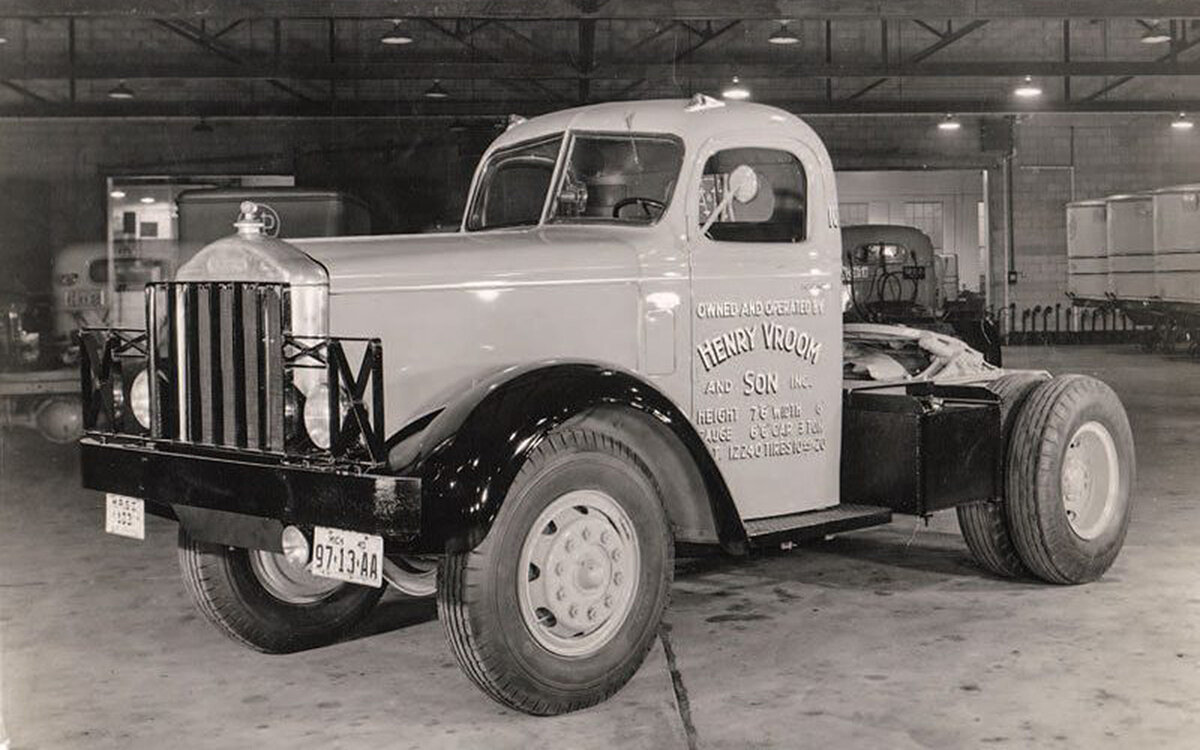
[674,527,1040,591]
[351,595,438,641]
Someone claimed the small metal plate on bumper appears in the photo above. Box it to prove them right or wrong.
[105,493,145,540]
[311,526,384,588]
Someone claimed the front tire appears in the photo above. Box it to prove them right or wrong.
[1005,375,1135,584]
[178,529,384,653]
[438,426,674,715]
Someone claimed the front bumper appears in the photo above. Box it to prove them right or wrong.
[81,438,421,543]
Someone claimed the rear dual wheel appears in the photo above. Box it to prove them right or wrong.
[957,374,1134,583]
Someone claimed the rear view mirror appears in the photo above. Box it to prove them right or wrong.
[699,164,762,237]
[730,165,759,204]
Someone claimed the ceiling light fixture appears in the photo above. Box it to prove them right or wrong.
[380,19,413,45]
[768,21,800,45]
[424,79,450,99]
[1140,23,1172,44]
[722,75,750,100]
[139,196,155,204]
[107,80,135,100]
[1013,75,1042,98]
[938,114,962,131]
[0,36,8,45]
[1171,112,1195,130]
[109,190,126,199]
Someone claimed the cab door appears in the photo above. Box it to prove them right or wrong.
[686,135,842,520]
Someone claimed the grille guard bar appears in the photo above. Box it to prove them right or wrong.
[81,281,389,469]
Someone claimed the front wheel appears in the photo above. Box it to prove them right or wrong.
[1005,375,1135,584]
[438,426,673,715]
[178,529,384,653]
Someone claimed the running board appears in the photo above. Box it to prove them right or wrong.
[743,504,892,547]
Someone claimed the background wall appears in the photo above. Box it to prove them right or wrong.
[835,169,985,292]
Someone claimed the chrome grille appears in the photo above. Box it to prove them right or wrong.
[147,281,289,452]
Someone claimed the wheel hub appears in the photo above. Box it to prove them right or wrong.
[518,490,639,657]
[1060,421,1120,540]
[249,548,342,605]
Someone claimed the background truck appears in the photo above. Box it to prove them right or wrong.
[78,97,1135,716]
[842,223,1002,365]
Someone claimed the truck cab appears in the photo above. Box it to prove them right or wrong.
[78,97,1135,716]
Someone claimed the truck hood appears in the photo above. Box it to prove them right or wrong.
[292,225,657,295]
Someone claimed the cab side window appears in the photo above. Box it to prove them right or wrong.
[699,148,806,243]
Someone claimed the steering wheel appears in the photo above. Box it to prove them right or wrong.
[612,196,666,219]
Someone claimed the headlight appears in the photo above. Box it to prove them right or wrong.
[130,369,150,429]
[302,383,348,450]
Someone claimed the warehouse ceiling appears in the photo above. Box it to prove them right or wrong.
[0,1,1198,119]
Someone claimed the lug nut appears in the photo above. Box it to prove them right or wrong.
[611,548,621,562]
[556,588,566,601]
[582,528,591,541]
[587,607,597,621]
[565,538,576,553]
[600,530,610,545]
[603,595,612,608]
[613,572,623,586]
[569,605,579,618]
[554,562,564,576]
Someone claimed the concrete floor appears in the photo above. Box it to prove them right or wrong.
[2,345,1198,749]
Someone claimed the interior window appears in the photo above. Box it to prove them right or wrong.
[467,135,563,230]
[549,134,683,224]
[700,148,807,243]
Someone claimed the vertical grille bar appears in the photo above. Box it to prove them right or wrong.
[263,286,285,452]
[196,283,214,443]
[184,284,203,442]
[146,285,160,439]
[230,284,248,448]
[163,284,179,440]
[173,284,189,441]
[243,285,261,449]
[218,284,236,448]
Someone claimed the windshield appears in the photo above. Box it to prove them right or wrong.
[550,134,683,225]
[466,135,563,231]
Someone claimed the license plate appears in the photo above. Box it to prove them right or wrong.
[105,493,145,540]
[311,526,383,588]
[65,289,103,309]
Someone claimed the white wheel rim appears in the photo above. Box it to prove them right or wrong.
[517,489,640,658]
[1060,421,1120,540]
[249,549,342,604]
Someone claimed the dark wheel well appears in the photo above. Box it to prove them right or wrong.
[564,405,732,549]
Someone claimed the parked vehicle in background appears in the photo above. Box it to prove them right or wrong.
[842,223,1002,364]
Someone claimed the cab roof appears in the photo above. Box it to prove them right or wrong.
[488,97,821,154]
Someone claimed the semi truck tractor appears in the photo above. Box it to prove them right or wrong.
[78,97,1134,716]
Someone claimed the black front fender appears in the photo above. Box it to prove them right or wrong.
[389,362,740,553]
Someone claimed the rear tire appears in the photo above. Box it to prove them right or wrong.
[1005,375,1135,584]
[956,373,1048,578]
[178,529,384,653]
[437,426,673,715]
